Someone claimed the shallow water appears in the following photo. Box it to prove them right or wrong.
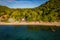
[0,25,60,40]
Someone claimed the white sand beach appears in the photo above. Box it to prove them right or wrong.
[0,22,60,26]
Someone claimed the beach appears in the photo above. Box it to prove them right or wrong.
[0,22,60,26]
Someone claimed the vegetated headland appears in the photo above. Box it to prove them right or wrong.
[0,0,60,26]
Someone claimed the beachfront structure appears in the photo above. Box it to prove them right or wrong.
[0,15,8,22]
[21,17,26,22]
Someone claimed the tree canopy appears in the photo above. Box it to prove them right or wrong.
[0,0,60,22]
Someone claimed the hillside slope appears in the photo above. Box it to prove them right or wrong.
[0,0,60,22]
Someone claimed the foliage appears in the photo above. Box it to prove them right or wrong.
[0,0,60,22]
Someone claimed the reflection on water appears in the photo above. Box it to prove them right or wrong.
[0,25,60,40]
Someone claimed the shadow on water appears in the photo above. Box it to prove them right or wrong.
[27,25,60,32]
[0,25,60,40]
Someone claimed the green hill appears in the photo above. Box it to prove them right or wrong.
[0,0,60,22]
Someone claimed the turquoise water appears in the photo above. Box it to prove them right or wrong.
[0,25,60,40]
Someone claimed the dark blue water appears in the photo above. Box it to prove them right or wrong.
[0,25,60,40]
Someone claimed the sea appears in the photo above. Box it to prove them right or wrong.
[0,25,60,40]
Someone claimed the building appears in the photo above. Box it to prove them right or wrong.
[0,15,8,22]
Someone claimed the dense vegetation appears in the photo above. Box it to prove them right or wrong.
[0,0,60,22]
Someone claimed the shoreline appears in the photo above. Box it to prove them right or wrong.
[0,22,60,26]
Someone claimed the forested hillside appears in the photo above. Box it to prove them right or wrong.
[0,0,60,22]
